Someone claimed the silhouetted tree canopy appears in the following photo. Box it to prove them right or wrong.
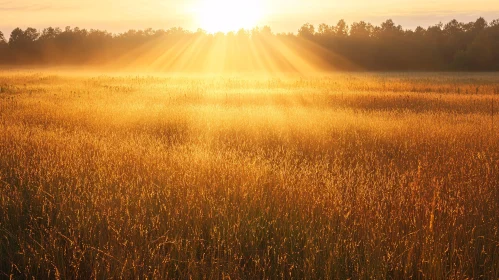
[0,17,498,71]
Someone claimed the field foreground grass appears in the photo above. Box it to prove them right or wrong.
[0,71,498,279]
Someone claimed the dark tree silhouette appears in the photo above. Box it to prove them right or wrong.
[298,23,315,39]
[0,17,498,71]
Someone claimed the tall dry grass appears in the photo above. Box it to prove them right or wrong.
[0,71,498,279]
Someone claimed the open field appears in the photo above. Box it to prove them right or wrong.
[0,71,498,279]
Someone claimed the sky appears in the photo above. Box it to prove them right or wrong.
[1,0,499,36]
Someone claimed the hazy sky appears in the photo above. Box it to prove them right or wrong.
[1,0,499,35]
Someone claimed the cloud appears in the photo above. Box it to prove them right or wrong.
[0,0,74,12]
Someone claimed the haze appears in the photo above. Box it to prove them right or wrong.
[1,0,499,35]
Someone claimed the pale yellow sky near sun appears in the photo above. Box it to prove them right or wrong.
[1,0,498,34]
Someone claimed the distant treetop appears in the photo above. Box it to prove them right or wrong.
[0,17,498,71]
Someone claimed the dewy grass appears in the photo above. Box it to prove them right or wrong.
[0,72,498,279]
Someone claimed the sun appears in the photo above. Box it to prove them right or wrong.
[195,0,264,33]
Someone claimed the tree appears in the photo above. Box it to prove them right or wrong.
[379,19,403,37]
[0,17,498,70]
[24,28,40,41]
[0,31,8,62]
[7,27,41,63]
[298,23,315,39]
[334,20,349,37]
[9,27,39,47]
[40,27,62,41]
[350,21,373,38]
[237,28,249,38]
[473,17,488,32]
[261,26,272,36]
[196,28,207,35]
[9,28,25,47]
[317,24,333,36]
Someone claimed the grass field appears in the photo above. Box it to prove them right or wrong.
[0,71,498,279]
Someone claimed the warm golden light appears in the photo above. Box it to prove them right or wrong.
[195,0,264,33]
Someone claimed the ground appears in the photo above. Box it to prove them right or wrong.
[0,71,498,279]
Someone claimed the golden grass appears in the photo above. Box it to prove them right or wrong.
[0,71,498,279]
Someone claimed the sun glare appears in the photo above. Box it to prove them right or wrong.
[195,0,264,33]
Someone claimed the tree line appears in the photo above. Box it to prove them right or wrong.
[0,17,498,71]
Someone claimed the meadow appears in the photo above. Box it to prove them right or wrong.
[0,71,498,279]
